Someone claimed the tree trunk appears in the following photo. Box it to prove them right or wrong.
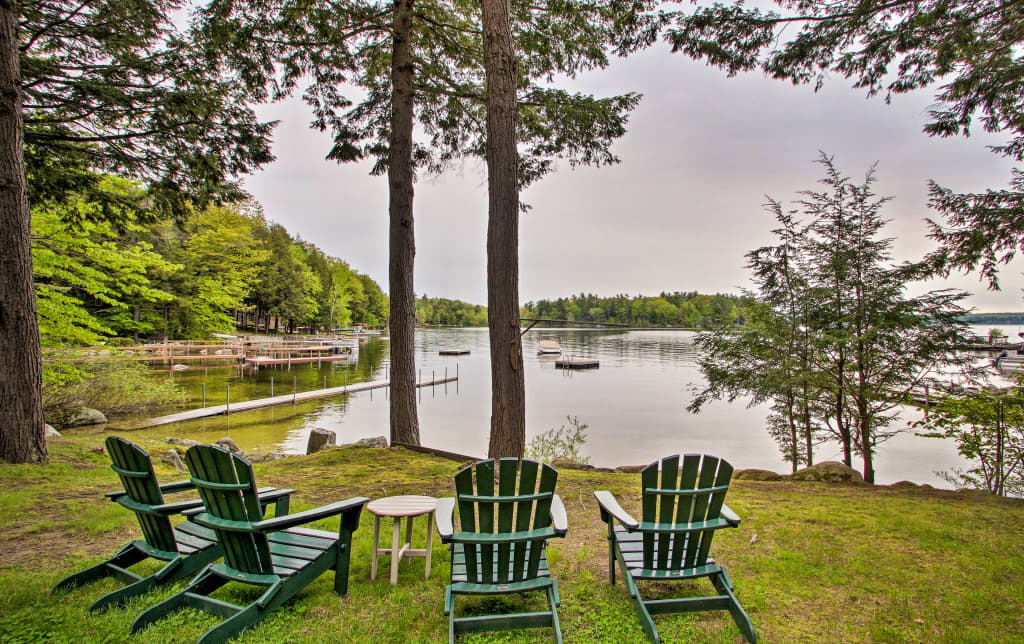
[387,0,420,446]
[481,0,525,458]
[0,2,45,463]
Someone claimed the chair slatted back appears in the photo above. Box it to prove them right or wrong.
[639,454,733,571]
[184,445,272,576]
[105,436,177,553]
[454,458,557,585]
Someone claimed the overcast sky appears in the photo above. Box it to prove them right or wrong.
[241,43,1023,313]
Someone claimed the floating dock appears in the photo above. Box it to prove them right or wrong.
[245,354,354,366]
[555,359,599,369]
[439,349,470,355]
[121,376,458,429]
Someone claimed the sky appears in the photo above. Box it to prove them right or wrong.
[241,42,1023,312]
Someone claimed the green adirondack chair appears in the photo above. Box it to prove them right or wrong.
[594,454,756,643]
[52,436,293,612]
[130,444,368,644]
[435,458,569,643]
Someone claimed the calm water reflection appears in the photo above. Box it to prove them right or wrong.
[108,328,970,487]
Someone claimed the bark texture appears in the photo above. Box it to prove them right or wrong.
[388,0,420,446]
[0,1,45,463]
[481,0,525,458]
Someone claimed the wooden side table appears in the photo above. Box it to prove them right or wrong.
[367,495,437,585]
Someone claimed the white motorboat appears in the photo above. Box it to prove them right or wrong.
[537,339,562,354]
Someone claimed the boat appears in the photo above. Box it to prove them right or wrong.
[537,339,562,355]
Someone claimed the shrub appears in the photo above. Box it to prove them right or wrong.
[527,416,590,464]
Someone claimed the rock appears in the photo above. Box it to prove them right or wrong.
[66,407,107,427]
[166,437,202,447]
[167,449,186,472]
[551,458,595,471]
[890,480,921,488]
[306,428,336,454]
[156,449,186,472]
[347,436,388,448]
[791,461,864,483]
[216,437,241,453]
[735,469,785,481]
[43,424,61,438]
[614,465,647,473]
[171,364,189,371]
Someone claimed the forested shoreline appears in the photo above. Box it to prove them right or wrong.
[33,177,388,348]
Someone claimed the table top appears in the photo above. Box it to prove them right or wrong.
[367,495,438,517]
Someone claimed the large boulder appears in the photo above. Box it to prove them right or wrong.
[43,424,61,439]
[66,407,107,427]
[791,461,864,483]
[615,464,647,473]
[216,437,241,453]
[551,458,595,471]
[346,436,388,448]
[735,469,785,481]
[306,428,336,454]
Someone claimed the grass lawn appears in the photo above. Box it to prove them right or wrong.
[1,435,1022,643]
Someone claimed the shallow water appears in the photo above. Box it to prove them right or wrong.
[85,327,990,487]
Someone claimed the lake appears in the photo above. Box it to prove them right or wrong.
[94,327,1004,487]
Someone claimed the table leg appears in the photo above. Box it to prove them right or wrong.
[371,515,380,580]
[425,511,434,579]
[391,517,401,586]
[405,512,414,556]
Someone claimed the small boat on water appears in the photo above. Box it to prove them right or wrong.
[537,339,562,355]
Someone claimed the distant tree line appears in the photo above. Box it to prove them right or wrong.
[520,292,747,328]
[415,296,488,327]
[33,174,387,348]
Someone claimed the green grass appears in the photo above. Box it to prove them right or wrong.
[2,435,1023,643]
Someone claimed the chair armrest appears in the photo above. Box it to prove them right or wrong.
[435,497,456,541]
[180,486,291,518]
[721,503,741,527]
[255,488,296,504]
[155,499,206,514]
[253,496,369,533]
[550,495,568,535]
[159,480,196,494]
[594,491,639,529]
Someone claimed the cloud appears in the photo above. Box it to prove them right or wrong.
[242,44,1023,311]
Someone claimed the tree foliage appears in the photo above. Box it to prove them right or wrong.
[690,155,976,483]
[916,386,1024,497]
[522,291,745,327]
[660,0,1024,288]
[22,0,274,220]
[32,176,388,346]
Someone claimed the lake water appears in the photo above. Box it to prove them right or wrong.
[94,327,1011,488]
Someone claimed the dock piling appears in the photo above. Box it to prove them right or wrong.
[293,376,296,404]
[271,377,274,398]
[226,385,230,415]
[202,383,206,408]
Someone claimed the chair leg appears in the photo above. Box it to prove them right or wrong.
[89,575,157,612]
[712,571,756,643]
[334,528,354,596]
[130,568,228,634]
[53,544,146,593]
[614,542,661,644]
[196,605,262,644]
[548,583,563,644]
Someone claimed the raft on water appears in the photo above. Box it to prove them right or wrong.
[555,359,599,369]
[439,349,470,355]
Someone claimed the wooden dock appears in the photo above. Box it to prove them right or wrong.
[121,376,458,429]
[555,359,599,369]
